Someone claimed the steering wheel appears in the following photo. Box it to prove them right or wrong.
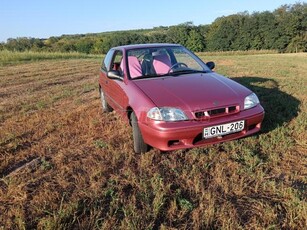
[168,62,188,73]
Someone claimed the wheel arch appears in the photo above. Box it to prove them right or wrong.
[127,106,133,126]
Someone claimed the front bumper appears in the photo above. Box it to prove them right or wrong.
[139,105,265,151]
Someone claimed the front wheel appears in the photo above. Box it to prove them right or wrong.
[131,112,148,153]
[99,87,112,113]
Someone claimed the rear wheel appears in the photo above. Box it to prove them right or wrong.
[99,87,112,113]
[131,112,148,153]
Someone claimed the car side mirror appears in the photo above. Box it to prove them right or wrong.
[107,70,123,80]
[206,61,215,70]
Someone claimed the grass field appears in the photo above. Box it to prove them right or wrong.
[0,50,101,67]
[0,52,306,229]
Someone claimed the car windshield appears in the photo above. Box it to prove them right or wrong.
[126,46,210,79]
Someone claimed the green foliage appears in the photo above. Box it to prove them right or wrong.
[207,3,306,52]
[75,38,95,54]
[2,3,306,53]
[186,28,205,52]
[147,32,167,43]
[167,22,193,46]
[287,35,307,52]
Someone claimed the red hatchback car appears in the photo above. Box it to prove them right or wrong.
[99,44,264,153]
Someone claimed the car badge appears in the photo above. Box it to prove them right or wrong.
[213,101,219,106]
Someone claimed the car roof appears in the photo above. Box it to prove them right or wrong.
[112,43,182,51]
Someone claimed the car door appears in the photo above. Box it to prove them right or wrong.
[100,49,128,115]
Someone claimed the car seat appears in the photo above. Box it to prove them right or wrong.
[152,52,171,74]
[128,56,142,78]
[141,53,155,75]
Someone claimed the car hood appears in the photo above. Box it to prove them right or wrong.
[133,73,251,112]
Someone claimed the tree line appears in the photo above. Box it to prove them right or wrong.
[1,3,306,53]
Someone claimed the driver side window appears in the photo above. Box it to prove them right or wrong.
[111,51,123,73]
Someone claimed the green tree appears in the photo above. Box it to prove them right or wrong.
[256,11,279,49]
[76,38,94,54]
[53,39,77,52]
[206,16,235,51]
[2,3,306,54]
[186,28,205,52]
[287,35,307,52]
[148,32,167,43]
[30,38,45,51]
[228,13,250,50]
[198,25,210,51]
[6,37,32,51]
[166,22,194,46]
[92,38,105,54]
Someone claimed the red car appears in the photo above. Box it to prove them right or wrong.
[99,44,264,153]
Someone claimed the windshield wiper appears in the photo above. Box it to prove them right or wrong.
[189,70,209,73]
[169,69,209,76]
[132,74,163,80]
[132,70,208,80]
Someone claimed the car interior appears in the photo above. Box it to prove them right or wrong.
[112,49,174,79]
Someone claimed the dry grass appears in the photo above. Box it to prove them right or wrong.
[0,53,306,229]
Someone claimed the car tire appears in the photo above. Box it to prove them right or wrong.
[131,112,148,153]
[99,87,112,113]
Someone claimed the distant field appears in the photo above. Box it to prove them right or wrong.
[0,53,306,229]
[0,50,102,66]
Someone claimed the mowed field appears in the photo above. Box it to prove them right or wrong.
[0,52,306,229]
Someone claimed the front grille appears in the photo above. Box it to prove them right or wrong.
[229,106,236,113]
[208,108,226,116]
[195,105,239,119]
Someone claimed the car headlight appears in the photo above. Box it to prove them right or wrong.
[147,107,188,121]
[244,93,260,110]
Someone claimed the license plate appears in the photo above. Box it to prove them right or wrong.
[203,120,245,139]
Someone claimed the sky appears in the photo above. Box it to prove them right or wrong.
[0,0,303,42]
